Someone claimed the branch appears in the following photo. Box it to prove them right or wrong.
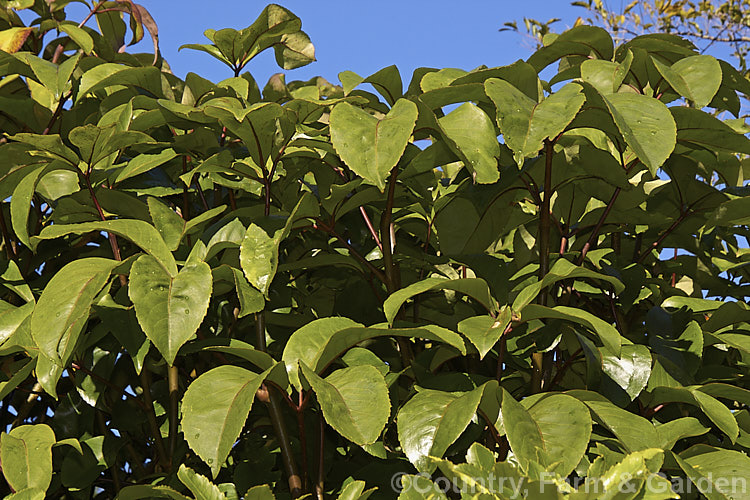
[531,139,554,393]
[314,218,388,285]
[381,168,400,294]
[139,368,170,470]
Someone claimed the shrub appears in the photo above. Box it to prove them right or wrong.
[1,2,750,499]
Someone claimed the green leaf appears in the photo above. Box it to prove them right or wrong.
[384,277,496,325]
[484,80,584,164]
[512,257,625,310]
[180,338,275,372]
[601,343,652,400]
[706,196,750,229]
[336,480,374,500]
[672,106,750,155]
[30,258,118,362]
[58,23,94,54]
[0,424,56,491]
[329,99,418,191]
[655,418,709,450]
[438,102,501,183]
[0,357,35,401]
[674,447,750,500]
[203,101,295,170]
[397,475,448,500]
[10,165,46,249]
[117,485,191,500]
[649,387,739,442]
[301,364,389,446]
[177,464,225,500]
[579,396,659,452]
[690,390,739,443]
[527,25,614,71]
[231,267,264,317]
[457,306,511,359]
[182,364,277,478]
[652,55,721,108]
[601,92,676,174]
[500,388,546,468]
[282,316,362,387]
[115,148,177,184]
[521,304,621,356]
[596,449,672,499]
[239,223,280,296]
[580,56,631,94]
[397,383,491,473]
[148,197,185,251]
[129,255,212,365]
[35,220,178,276]
[8,134,79,166]
[0,259,33,303]
[524,393,592,477]
[239,194,316,296]
[69,124,152,169]
[5,488,46,500]
[244,485,275,500]
[283,318,465,389]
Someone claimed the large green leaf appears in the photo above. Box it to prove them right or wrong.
[650,386,739,443]
[239,223,279,296]
[576,395,659,452]
[457,308,511,360]
[384,277,496,324]
[652,55,721,108]
[129,255,212,365]
[601,92,676,174]
[68,124,152,169]
[484,79,584,164]
[397,383,491,473]
[672,106,750,155]
[30,258,118,363]
[35,220,178,276]
[601,343,652,400]
[527,26,614,71]
[674,447,750,500]
[0,424,56,492]
[177,465,225,500]
[8,134,79,166]
[148,197,225,251]
[182,364,277,478]
[329,99,417,191]
[523,393,592,477]
[282,317,362,387]
[521,304,621,356]
[301,364,389,446]
[500,388,546,468]
[283,318,465,389]
[438,102,501,183]
[10,165,46,249]
[512,257,625,310]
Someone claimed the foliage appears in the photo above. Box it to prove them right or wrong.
[1,1,750,499]
[502,0,750,74]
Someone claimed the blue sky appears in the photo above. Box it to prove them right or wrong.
[68,1,584,86]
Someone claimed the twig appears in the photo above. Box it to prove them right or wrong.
[315,413,325,500]
[550,348,583,388]
[167,364,179,461]
[531,139,554,393]
[139,369,170,470]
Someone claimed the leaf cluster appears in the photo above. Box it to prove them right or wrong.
[0,1,750,499]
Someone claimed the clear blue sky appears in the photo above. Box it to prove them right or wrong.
[68,1,584,86]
